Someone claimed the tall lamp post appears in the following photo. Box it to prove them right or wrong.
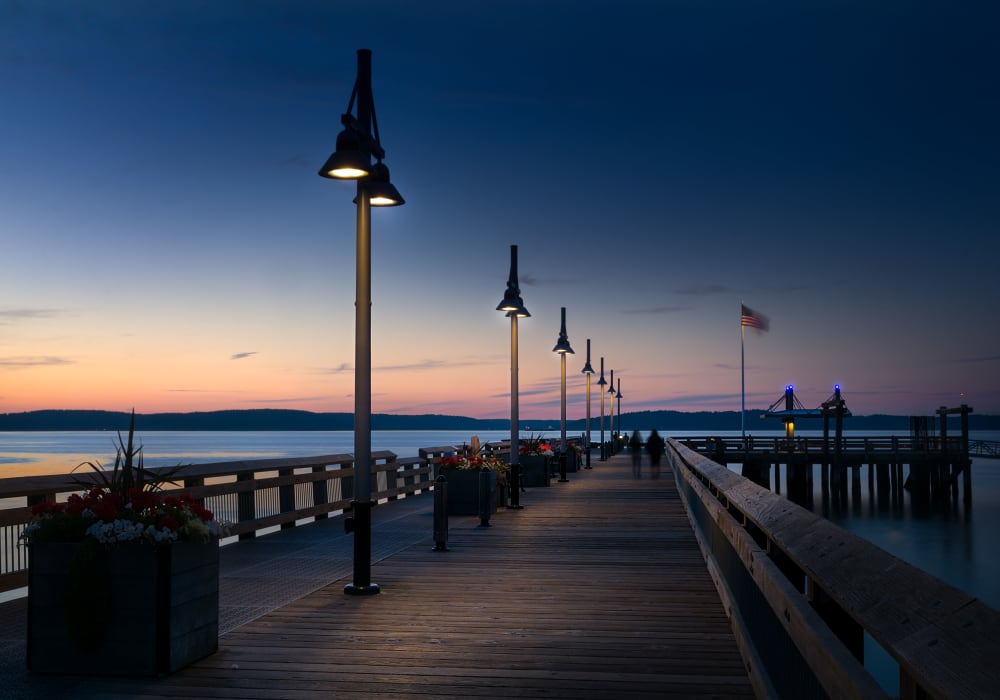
[616,377,623,439]
[608,369,616,455]
[581,340,594,468]
[497,245,529,508]
[552,307,574,482]
[318,49,404,597]
[597,358,607,461]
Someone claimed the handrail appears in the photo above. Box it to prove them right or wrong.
[969,439,1000,459]
[0,449,437,595]
[673,434,968,455]
[667,438,1000,700]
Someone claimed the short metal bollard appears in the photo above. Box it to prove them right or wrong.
[433,474,448,551]
[558,452,569,482]
[478,467,491,527]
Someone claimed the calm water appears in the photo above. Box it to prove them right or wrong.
[0,430,524,478]
[3,428,995,605]
[3,427,996,693]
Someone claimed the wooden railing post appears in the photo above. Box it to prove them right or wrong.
[313,465,330,520]
[278,468,295,530]
[237,472,256,541]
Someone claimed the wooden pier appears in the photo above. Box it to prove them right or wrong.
[674,433,977,504]
[2,441,998,699]
[0,453,754,699]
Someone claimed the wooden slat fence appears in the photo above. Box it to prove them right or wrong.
[0,448,453,594]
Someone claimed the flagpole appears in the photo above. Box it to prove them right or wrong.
[741,302,746,441]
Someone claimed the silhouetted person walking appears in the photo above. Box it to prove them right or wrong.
[646,429,664,479]
[629,430,642,478]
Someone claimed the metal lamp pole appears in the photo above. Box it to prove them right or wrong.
[608,369,616,455]
[581,340,594,468]
[497,245,529,508]
[597,358,607,461]
[616,377,623,439]
[318,49,404,596]
[552,307,574,482]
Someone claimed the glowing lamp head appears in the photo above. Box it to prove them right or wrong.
[318,125,372,179]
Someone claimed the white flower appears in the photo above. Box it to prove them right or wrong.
[19,522,40,540]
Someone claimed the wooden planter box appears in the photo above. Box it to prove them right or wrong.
[27,540,219,676]
[441,469,497,516]
[519,455,550,487]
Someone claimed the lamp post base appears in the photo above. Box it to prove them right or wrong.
[344,582,381,595]
[506,463,524,509]
[344,499,380,596]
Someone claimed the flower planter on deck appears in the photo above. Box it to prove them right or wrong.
[519,455,550,487]
[440,469,498,516]
[27,540,219,676]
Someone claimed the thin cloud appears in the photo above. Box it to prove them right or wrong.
[0,309,60,324]
[243,396,328,404]
[623,306,688,315]
[519,274,582,287]
[488,386,552,400]
[231,352,258,360]
[0,356,73,368]
[278,154,314,171]
[955,355,1000,363]
[375,358,497,372]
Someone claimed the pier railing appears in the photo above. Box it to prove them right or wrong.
[674,434,967,456]
[0,447,458,595]
[667,438,1000,700]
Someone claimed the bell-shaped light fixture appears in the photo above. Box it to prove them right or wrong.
[352,160,405,206]
[609,369,616,396]
[497,245,528,315]
[318,123,372,179]
[597,357,607,387]
[552,307,574,354]
[616,378,623,401]
[581,338,594,374]
[368,162,404,206]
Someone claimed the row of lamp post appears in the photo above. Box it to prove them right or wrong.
[497,245,625,488]
[320,50,626,595]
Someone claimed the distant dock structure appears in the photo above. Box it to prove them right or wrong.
[680,386,980,506]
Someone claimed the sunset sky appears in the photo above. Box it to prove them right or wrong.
[2,1,998,421]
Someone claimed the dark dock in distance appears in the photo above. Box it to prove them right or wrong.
[677,438,985,512]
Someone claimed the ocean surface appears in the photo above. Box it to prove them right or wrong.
[2,427,996,694]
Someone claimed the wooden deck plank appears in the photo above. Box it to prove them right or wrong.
[11,454,753,699]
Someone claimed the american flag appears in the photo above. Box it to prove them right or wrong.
[741,304,769,331]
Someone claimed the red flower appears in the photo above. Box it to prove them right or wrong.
[30,501,65,516]
[128,488,160,513]
[157,515,180,532]
[90,493,122,521]
[190,503,214,521]
[64,494,87,516]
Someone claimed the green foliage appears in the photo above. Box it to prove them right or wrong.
[71,409,181,497]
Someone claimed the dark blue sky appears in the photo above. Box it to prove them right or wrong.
[2,1,998,418]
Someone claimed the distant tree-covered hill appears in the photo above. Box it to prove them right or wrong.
[0,408,996,432]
